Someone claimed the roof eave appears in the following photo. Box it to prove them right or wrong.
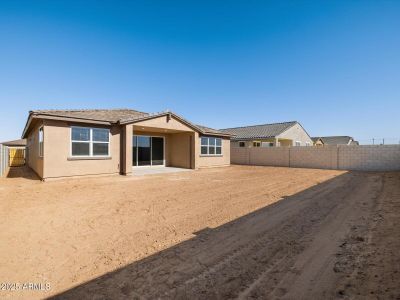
[21,112,114,138]
[119,112,230,137]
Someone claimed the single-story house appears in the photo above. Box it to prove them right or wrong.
[1,139,27,147]
[1,139,27,167]
[311,137,324,146]
[21,109,231,180]
[311,136,359,146]
[220,121,313,147]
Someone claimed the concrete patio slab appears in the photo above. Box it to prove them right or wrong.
[132,166,192,176]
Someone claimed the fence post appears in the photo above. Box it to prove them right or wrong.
[336,146,339,170]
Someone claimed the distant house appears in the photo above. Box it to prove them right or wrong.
[220,121,313,147]
[1,139,27,147]
[1,139,27,167]
[311,136,359,146]
[311,137,324,146]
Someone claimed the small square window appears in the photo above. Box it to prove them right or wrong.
[72,127,90,141]
[72,142,90,156]
[93,128,109,142]
[93,143,109,156]
[201,137,208,146]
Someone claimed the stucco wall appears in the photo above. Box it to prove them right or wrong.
[133,115,194,132]
[168,132,192,168]
[231,145,400,171]
[198,137,230,168]
[26,121,44,178]
[43,120,121,179]
[277,123,313,146]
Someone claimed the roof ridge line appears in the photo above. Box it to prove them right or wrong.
[220,121,298,130]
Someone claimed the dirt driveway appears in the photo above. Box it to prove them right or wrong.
[0,166,399,299]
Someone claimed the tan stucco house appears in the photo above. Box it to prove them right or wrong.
[220,121,313,148]
[22,109,231,180]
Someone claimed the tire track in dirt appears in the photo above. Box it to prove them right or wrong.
[117,173,363,299]
[171,174,364,300]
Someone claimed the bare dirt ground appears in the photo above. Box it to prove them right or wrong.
[0,166,399,299]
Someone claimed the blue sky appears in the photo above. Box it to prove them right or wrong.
[0,1,399,144]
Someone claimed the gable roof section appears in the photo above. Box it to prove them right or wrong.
[220,121,298,141]
[22,109,230,138]
[311,137,324,143]
[2,139,27,147]
[314,136,355,145]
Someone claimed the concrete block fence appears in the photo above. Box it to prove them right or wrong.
[0,145,9,177]
[231,145,400,172]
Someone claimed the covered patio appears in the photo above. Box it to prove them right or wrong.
[119,112,200,175]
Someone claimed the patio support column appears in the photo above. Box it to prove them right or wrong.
[275,137,279,147]
[121,124,133,175]
[192,132,199,169]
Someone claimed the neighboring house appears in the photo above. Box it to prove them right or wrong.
[1,139,27,167]
[220,121,313,147]
[312,136,359,146]
[21,109,231,180]
[1,139,27,147]
[311,137,324,146]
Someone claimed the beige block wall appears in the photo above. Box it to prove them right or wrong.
[43,120,121,179]
[290,146,338,169]
[198,137,230,168]
[231,138,276,148]
[338,145,400,171]
[231,145,400,171]
[249,147,290,166]
[26,121,44,178]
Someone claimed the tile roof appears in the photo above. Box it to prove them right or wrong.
[27,109,229,137]
[31,109,149,123]
[1,139,27,146]
[220,121,298,140]
[312,136,355,145]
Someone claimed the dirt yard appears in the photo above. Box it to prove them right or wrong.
[0,166,399,299]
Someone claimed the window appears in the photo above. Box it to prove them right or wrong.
[38,126,44,157]
[295,141,301,147]
[261,142,274,147]
[71,127,110,157]
[306,142,311,146]
[201,137,222,155]
[253,141,261,147]
[239,141,246,147]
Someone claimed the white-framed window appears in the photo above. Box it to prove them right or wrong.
[306,142,311,146]
[71,126,110,157]
[239,141,246,147]
[201,137,222,155]
[253,141,261,147]
[38,126,44,157]
[295,141,301,147]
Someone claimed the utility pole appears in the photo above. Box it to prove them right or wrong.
[372,138,375,145]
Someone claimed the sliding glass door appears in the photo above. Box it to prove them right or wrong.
[132,135,164,166]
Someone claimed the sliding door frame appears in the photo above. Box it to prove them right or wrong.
[132,134,165,167]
